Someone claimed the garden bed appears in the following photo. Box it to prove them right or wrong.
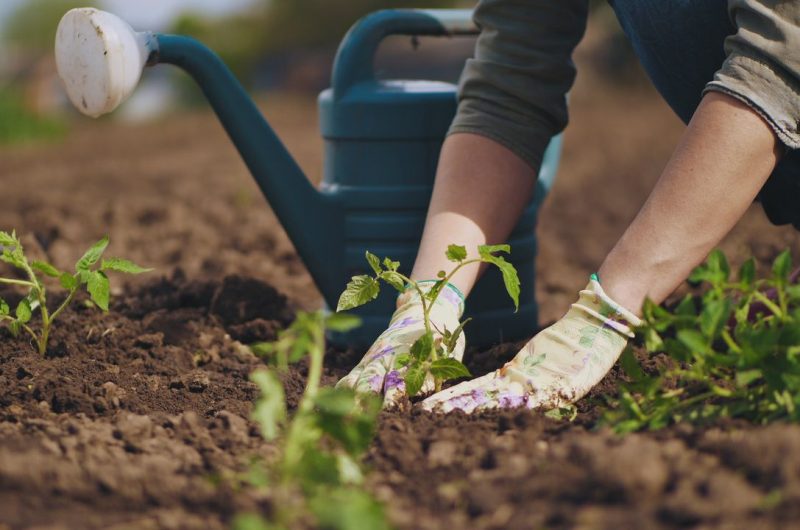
[2,273,799,529]
[2,61,800,529]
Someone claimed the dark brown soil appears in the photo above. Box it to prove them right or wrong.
[3,18,800,530]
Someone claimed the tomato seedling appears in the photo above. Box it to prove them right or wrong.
[0,231,151,354]
[336,244,519,396]
[238,311,390,530]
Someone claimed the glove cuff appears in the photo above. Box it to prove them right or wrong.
[574,275,642,338]
[396,280,465,318]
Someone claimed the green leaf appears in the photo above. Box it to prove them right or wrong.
[382,257,400,272]
[100,257,152,274]
[699,298,732,340]
[336,275,380,312]
[404,363,427,397]
[249,341,275,358]
[1,247,25,269]
[739,258,756,288]
[736,369,763,387]
[689,249,729,287]
[296,447,341,487]
[75,236,109,272]
[15,299,31,323]
[0,298,8,316]
[314,387,380,456]
[379,271,405,292]
[31,260,61,277]
[0,231,16,246]
[478,248,520,311]
[677,329,710,355]
[620,347,647,381]
[365,251,381,275]
[429,358,471,380]
[326,312,362,333]
[250,368,286,441]
[87,270,110,311]
[443,318,471,353]
[409,331,433,362]
[394,353,411,368]
[644,327,663,352]
[59,273,78,291]
[8,320,20,337]
[773,250,792,285]
[445,244,467,262]
[477,244,511,257]
[309,488,391,530]
[674,294,697,318]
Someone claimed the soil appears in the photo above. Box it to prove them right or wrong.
[3,19,800,530]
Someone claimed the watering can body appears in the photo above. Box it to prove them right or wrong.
[54,8,561,348]
[317,10,561,347]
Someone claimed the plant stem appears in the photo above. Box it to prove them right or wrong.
[281,314,325,483]
[48,288,77,325]
[753,290,783,319]
[395,272,431,335]
[0,277,35,288]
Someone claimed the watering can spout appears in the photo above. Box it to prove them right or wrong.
[55,8,342,304]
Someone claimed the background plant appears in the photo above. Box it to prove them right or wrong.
[605,249,800,432]
[336,244,519,396]
[235,311,390,530]
[0,231,150,354]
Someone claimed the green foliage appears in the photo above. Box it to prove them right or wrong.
[604,249,800,432]
[0,90,67,145]
[3,0,96,52]
[243,311,390,530]
[337,244,520,396]
[0,231,151,354]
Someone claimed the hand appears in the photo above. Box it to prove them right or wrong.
[336,281,465,407]
[421,276,641,413]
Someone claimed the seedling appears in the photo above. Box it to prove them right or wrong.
[0,231,151,354]
[605,249,800,432]
[336,244,520,396]
[237,311,390,530]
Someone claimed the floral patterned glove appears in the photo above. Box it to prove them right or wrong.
[421,275,641,413]
[336,281,465,407]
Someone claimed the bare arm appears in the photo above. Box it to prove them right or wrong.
[410,133,536,294]
[598,91,782,313]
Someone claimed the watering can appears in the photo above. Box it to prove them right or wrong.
[54,8,562,348]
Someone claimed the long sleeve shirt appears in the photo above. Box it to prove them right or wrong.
[449,0,800,171]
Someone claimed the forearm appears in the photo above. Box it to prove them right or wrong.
[599,91,782,313]
[411,133,536,295]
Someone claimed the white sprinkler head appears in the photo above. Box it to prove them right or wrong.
[55,8,154,118]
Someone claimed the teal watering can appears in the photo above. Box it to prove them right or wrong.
[54,7,561,348]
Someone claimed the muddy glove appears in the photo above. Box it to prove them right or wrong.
[421,275,641,413]
[336,281,465,407]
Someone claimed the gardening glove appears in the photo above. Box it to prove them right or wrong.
[336,281,465,407]
[421,275,641,413]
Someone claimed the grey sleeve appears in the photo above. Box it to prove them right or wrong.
[705,0,800,149]
[448,0,589,170]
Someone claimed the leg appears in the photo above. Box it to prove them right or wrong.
[410,133,537,295]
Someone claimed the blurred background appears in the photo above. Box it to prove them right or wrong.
[2,1,794,323]
[0,0,637,144]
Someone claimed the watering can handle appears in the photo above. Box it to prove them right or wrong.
[331,9,478,95]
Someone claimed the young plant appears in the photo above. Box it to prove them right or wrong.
[605,249,800,432]
[336,244,520,396]
[236,311,390,530]
[0,231,151,354]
